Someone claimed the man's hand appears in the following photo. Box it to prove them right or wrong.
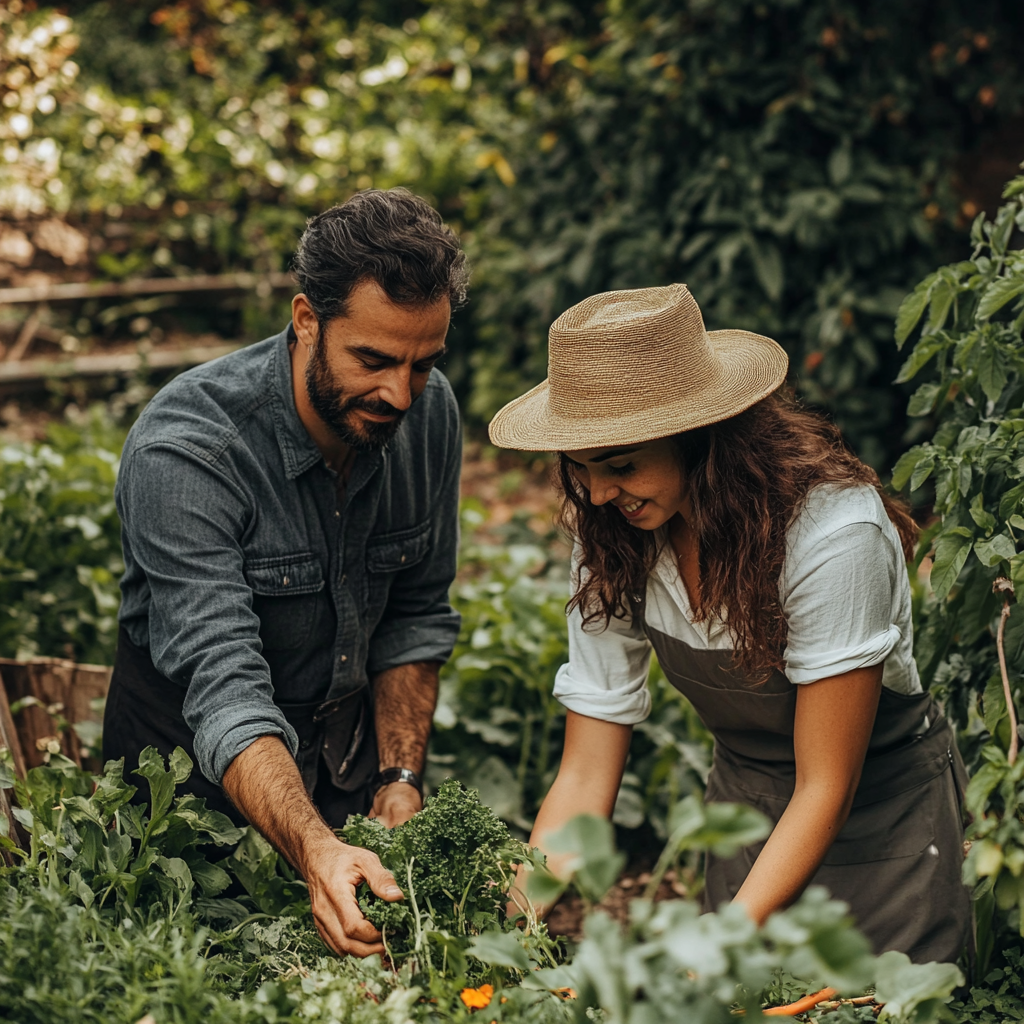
[369,781,422,828]
[302,833,405,956]
[222,736,402,957]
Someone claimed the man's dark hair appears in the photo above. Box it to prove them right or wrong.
[292,188,468,324]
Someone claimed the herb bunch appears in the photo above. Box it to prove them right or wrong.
[342,778,550,978]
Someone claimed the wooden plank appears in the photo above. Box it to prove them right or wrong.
[0,683,26,859]
[0,342,242,384]
[0,676,26,779]
[0,271,295,306]
[0,658,111,771]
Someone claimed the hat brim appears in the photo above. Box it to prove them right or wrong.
[488,329,789,451]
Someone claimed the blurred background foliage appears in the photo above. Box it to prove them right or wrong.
[2,0,1023,465]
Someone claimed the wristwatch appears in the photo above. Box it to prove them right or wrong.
[371,766,423,798]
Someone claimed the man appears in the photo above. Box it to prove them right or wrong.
[103,188,467,957]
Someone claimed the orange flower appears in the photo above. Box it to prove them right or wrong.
[460,984,495,1010]
[555,987,578,1000]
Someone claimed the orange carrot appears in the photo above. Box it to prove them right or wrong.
[763,987,839,1016]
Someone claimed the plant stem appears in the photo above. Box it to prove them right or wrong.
[996,599,1019,766]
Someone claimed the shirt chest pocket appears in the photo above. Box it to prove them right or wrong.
[365,521,432,610]
[244,554,328,652]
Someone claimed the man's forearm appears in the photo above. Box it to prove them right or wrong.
[221,735,334,875]
[222,734,405,957]
[373,660,440,773]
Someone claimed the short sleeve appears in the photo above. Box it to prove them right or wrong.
[782,521,902,684]
[553,562,653,723]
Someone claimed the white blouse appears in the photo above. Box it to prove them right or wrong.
[553,483,922,725]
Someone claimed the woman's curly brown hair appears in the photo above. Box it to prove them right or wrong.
[557,388,918,681]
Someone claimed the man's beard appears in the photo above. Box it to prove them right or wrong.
[305,336,406,451]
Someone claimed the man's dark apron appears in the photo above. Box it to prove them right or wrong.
[102,627,377,829]
[634,592,971,964]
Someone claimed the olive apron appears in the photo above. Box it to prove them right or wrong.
[633,591,971,963]
[103,626,377,829]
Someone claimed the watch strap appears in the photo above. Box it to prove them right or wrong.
[371,766,423,797]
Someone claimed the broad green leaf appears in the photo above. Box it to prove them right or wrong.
[874,950,963,1022]
[925,280,955,333]
[929,532,972,600]
[894,282,933,347]
[982,675,1009,737]
[524,863,568,908]
[891,447,928,491]
[976,344,1009,403]
[909,455,935,492]
[467,929,531,970]
[974,533,1017,567]
[907,382,942,417]
[546,813,625,903]
[894,335,945,384]
[965,761,1007,820]
[134,746,176,826]
[969,494,997,532]
[978,276,1024,320]
[169,746,193,785]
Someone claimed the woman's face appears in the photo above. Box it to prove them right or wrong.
[563,437,688,530]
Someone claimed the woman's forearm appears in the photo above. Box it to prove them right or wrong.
[732,783,854,925]
[511,712,631,915]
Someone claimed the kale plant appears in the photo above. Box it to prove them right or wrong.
[342,778,552,979]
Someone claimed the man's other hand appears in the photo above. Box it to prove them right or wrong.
[369,781,423,828]
[304,835,405,956]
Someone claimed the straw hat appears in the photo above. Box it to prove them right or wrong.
[488,284,788,451]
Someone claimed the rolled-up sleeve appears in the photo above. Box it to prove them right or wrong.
[366,411,462,674]
[553,566,653,723]
[783,521,902,684]
[117,442,297,784]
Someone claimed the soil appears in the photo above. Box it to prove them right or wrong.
[546,869,695,942]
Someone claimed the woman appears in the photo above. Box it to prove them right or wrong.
[489,284,970,963]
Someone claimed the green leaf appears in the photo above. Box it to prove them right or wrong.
[907,382,942,417]
[894,335,945,384]
[930,532,972,600]
[974,533,1017,567]
[467,929,531,971]
[894,282,933,348]
[874,950,963,1022]
[909,455,936,492]
[976,344,1009,404]
[925,279,955,334]
[546,813,625,903]
[977,277,1024,320]
[969,493,997,532]
[891,447,928,491]
[134,746,176,826]
[981,675,1008,739]
[169,747,194,785]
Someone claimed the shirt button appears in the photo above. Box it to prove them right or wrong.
[282,575,290,586]
[341,574,347,584]
[340,655,348,662]
[299,738,311,750]
[400,554,406,563]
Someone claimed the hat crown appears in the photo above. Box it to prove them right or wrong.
[547,284,719,419]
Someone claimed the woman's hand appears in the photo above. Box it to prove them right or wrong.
[512,711,632,919]
[732,663,883,925]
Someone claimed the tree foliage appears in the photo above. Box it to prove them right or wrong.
[3,1,1023,461]
[890,169,1024,964]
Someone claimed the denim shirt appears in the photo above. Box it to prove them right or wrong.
[116,324,462,785]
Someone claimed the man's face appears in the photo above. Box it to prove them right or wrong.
[297,280,451,451]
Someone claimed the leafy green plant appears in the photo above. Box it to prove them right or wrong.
[0,413,124,664]
[889,168,1024,951]
[342,778,560,984]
